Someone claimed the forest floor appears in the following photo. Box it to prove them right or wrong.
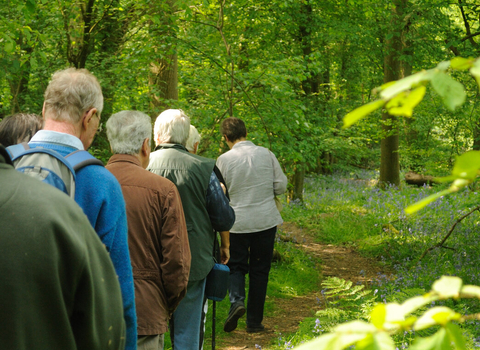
[215,222,391,350]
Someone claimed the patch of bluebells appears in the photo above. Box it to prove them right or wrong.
[286,173,480,346]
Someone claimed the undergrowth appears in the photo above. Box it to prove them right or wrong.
[275,171,480,349]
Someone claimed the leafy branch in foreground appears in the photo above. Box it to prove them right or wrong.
[297,276,479,350]
[342,57,480,214]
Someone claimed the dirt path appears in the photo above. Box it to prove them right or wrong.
[215,222,390,350]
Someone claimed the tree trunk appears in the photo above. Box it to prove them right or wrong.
[379,0,406,189]
[291,167,305,202]
[149,54,178,115]
[148,1,178,119]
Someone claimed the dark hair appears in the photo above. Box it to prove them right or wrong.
[0,113,43,147]
[220,117,247,142]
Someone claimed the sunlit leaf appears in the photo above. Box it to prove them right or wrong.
[450,151,480,180]
[370,304,386,329]
[470,59,480,91]
[460,285,480,298]
[380,70,431,100]
[404,189,452,215]
[293,333,340,350]
[357,332,396,350]
[436,60,451,71]
[409,328,449,350]
[432,276,462,298]
[334,320,377,334]
[446,323,467,350]
[414,307,459,330]
[450,57,475,70]
[430,71,466,111]
[401,295,434,315]
[385,86,426,117]
[343,100,385,128]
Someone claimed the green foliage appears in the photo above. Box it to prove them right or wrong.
[295,276,478,350]
[321,277,375,309]
[342,56,480,213]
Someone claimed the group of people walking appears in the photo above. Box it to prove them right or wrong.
[0,67,287,350]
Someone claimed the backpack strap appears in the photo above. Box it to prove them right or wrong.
[10,147,77,177]
[6,142,30,160]
[65,150,104,171]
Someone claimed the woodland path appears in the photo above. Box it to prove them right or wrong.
[214,222,391,350]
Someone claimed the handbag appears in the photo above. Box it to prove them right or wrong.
[205,262,230,301]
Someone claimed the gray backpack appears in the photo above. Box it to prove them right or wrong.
[6,142,104,198]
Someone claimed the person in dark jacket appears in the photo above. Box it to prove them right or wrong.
[0,145,126,350]
[106,110,191,350]
[147,109,235,350]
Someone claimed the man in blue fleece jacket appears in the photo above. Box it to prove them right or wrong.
[26,68,137,349]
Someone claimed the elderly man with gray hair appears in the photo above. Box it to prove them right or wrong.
[147,109,235,350]
[105,110,191,350]
[22,68,137,349]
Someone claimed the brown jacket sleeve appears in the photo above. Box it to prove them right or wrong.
[158,183,191,313]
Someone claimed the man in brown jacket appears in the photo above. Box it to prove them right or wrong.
[106,110,191,350]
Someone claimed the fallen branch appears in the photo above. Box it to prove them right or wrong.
[418,205,480,261]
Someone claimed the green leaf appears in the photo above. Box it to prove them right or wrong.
[470,59,480,90]
[357,332,396,350]
[385,85,426,117]
[4,41,14,53]
[446,323,466,350]
[432,276,463,298]
[404,189,452,214]
[450,57,475,71]
[343,100,385,128]
[379,70,432,100]
[409,328,450,350]
[430,71,466,111]
[371,304,386,329]
[293,333,340,350]
[460,285,480,298]
[414,307,460,330]
[401,295,434,315]
[450,151,480,180]
[436,61,451,71]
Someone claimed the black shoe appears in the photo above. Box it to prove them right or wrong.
[223,304,246,332]
[246,324,265,333]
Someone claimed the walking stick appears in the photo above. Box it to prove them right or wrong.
[212,300,216,350]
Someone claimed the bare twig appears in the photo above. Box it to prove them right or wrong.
[418,205,480,261]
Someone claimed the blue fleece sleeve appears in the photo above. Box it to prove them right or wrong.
[75,166,137,350]
[205,171,235,232]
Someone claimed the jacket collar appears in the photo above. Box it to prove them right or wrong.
[154,143,188,152]
[107,154,142,167]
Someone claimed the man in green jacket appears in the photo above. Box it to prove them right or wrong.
[0,145,126,350]
[148,109,235,350]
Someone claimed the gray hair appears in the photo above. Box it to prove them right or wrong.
[154,109,190,146]
[44,68,104,124]
[185,125,201,152]
[106,110,152,155]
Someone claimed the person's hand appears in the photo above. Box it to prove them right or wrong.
[220,246,230,265]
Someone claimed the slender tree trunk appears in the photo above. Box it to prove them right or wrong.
[291,166,305,202]
[379,0,406,189]
[148,0,178,118]
[149,53,178,113]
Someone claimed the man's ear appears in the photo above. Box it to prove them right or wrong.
[82,108,96,130]
[142,138,151,155]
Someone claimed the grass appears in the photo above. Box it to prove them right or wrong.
[273,171,480,349]
[163,228,323,350]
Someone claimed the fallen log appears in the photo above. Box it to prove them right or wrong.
[405,171,437,187]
